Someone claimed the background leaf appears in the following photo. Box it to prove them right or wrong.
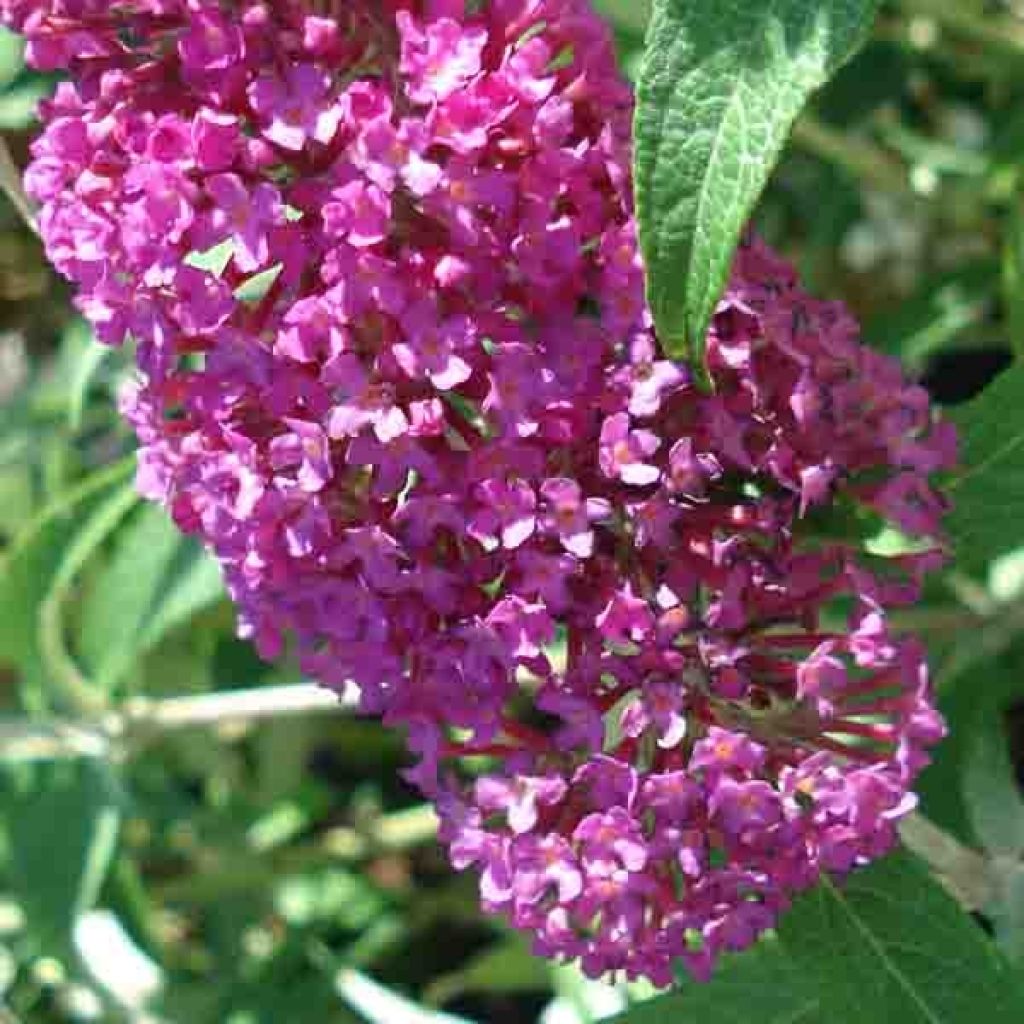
[778,849,1024,1022]
[0,459,134,707]
[947,364,1024,573]
[963,706,1024,858]
[633,0,880,366]
[77,502,225,694]
[0,759,121,957]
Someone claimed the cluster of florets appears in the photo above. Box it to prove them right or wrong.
[7,0,955,987]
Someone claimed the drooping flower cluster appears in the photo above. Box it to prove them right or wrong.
[6,0,956,987]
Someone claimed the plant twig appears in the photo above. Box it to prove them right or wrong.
[900,811,995,911]
[0,682,360,762]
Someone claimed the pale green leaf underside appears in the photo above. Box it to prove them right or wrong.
[634,0,879,366]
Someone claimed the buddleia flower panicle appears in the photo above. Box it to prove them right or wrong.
[3,0,956,986]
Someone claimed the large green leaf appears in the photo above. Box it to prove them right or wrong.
[633,0,879,368]
[603,939,820,1023]
[614,850,1024,1022]
[947,365,1024,573]
[778,849,1024,1022]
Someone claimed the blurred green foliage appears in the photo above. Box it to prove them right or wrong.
[3,2,1024,1021]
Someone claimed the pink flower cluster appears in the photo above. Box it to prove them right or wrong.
[5,0,955,987]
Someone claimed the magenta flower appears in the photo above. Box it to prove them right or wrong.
[248,64,341,151]
[178,11,242,73]
[469,478,537,551]
[666,437,720,498]
[202,173,283,272]
[269,419,333,494]
[596,586,655,644]
[709,779,783,836]
[622,681,688,749]
[573,808,649,872]
[796,641,848,707]
[323,181,391,248]
[628,358,688,417]
[475,774,567,835]
[599,413,661,485]
[393,306,474,391]
[511,835,584,905]
[192,110,241,172]
[540,478,609,558]
[398,12,488,104]
[690,727,767,779]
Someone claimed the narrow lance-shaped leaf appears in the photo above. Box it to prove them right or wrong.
[78,502,225,694]
[634,0,880,369]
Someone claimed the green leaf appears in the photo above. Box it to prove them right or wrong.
[0,78,49,130]
[78,502,224,693]
[962,705,1024,965]
[594,0,651,37]
[184,238,233,276]
[424,933,549,1009]
[633,0,879,367]
[1003,197,1024,361]
[864,260,996,369]
[38,480,140,713]
[235,263,283,304]
[603,939,820,1023]
[0,459,135,708]
[947,364,1024,573]
[0,760,121,957]
[68,333,111,431]
[778,849,1024,1022]
[0,26,25,90]
[275,868,386,930]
